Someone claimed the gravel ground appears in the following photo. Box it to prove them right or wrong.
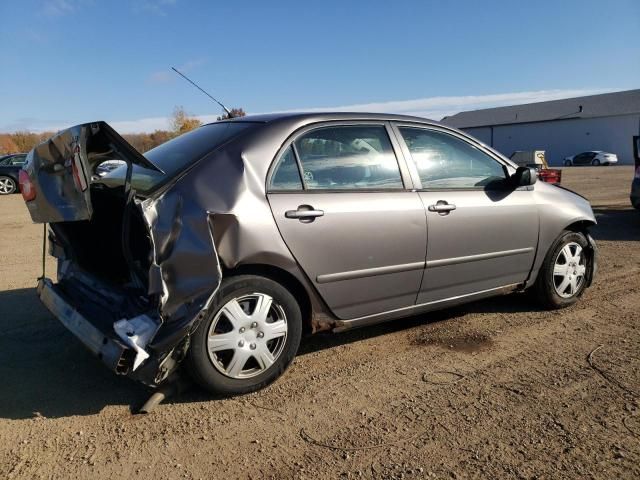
[0,166,638,479]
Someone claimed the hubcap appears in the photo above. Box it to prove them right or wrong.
[0,178,16,195]
[553,242,587,298]
[207,293,288,379]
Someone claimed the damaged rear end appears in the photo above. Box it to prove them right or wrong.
[22,121,250,386]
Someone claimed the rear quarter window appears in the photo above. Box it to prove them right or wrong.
[103,122,257,193]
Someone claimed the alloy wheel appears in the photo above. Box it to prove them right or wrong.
[553,242,586,298]
[0,177,16,195]
[206,293,288,379]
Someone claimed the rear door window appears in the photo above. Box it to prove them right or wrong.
[270,146,303,191]
[293,125,403,190]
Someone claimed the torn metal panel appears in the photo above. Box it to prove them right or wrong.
[139,188,222,326]
[113,315,161,371]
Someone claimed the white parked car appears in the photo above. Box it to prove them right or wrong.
[564,151,618,166]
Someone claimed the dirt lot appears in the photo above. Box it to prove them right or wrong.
[0,166,638,479]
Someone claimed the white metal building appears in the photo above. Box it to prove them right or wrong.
[442,89,640,166]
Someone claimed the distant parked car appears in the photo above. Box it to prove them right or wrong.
[632,167,640,210]
[0,153,27,195]
[564,151,618,166]
[632,136,639,209]
[93,159,126,179]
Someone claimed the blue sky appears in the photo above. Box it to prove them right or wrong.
[1,0,638,132]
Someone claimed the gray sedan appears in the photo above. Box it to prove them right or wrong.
[20,113,597,395]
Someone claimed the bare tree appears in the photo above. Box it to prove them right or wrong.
[171,106,202,135]
[217,108,247,121]
[0,135,19,155]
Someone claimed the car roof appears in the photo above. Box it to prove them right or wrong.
[190,110,521,183]
[205,111,444,127]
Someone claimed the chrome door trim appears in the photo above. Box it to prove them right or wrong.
[316,261,426,284]
[285,208,325,219]
[427,202,457,213]
[426,247,535,268]
[333,283,520,332]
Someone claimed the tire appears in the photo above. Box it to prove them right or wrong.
[186,274,302,395]
[564,160,572,166]
[0,176,17,195]
[533,231,590,309]
[591,158,601,166]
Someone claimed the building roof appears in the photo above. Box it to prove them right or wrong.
[442,89,640,128]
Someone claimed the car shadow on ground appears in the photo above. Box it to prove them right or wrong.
[0,286,546,420]
[0,287,148,420]
[298,291,543,357]
[592,206,639,241]
[2,199,632,420]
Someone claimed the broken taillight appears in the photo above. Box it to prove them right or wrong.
[19,170,36,201]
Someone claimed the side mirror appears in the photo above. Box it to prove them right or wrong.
[511,166,537,187]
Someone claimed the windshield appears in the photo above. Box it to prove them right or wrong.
[100,122,256,193]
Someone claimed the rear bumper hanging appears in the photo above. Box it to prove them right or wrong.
[37,277,134,375]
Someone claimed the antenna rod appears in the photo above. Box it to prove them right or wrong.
[171,66,232,117]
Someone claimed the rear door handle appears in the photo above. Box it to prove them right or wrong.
[285,205,324,222]
[428,201,456,215]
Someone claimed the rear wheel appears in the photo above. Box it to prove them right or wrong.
[186,275,302,395]
[591,158,601,166]
[564,159,572,166]
[0,176,16,195]
[534,231,590,309]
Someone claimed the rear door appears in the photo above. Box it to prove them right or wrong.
[392,124,539,304]
[267,122,427,319]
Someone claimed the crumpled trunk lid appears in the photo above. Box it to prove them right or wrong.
[22,121,160,223]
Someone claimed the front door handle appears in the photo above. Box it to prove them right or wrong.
[285,205,324,222]
[428,200,456,215]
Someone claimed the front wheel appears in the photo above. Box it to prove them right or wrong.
[591,158,601,166]
[186,275,302,395]
[533,231,591,309]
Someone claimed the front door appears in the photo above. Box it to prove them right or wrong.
[267,124,426,319]
[393,125,539,304]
